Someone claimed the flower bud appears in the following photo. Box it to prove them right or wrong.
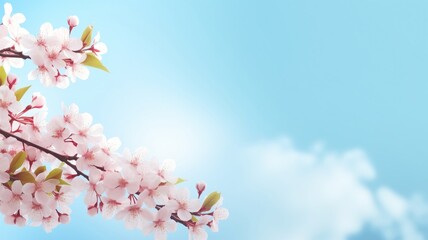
[67,15,79,32]
[196,182,206,198]
[68,16,79,27]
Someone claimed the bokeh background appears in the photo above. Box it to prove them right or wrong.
[2,0,428,239]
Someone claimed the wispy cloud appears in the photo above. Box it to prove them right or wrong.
[244,137,428,240]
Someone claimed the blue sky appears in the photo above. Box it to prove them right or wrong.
[2,0,428,239]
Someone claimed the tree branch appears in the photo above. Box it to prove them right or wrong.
[0,128,88,180]
[0,48,30,60]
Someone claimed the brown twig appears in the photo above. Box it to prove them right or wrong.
[0,48,30,60]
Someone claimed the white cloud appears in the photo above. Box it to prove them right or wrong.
[245,137,428,240]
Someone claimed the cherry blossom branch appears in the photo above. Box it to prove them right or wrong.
[0,129,213,229]
[0,128,88,180]
[0,5,228,236]
[0,128,202,228]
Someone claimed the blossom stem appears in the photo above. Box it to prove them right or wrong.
[0,128,88,180]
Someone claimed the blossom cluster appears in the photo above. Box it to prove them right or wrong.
[0,2,227,240]
[0,3,107,88]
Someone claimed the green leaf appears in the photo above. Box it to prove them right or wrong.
[0,66,6,86]
[9,151,26,173]
[175,178,186,184]
[58,179,70,186]
[34,166,46,176]
[15,171,35,185]
[200,192,221,212]
[81,25,93,46]
[82,53,109,72]
[191,216,198,222]
[15,85,31,101]
[46,168,63,180]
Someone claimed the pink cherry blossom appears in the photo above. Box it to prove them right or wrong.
[8,25,28,53]
[210,207,229,232]
[76,146,105,171]
[150,159,177,183]
[83,169,104,206]
[188,216,211,240]
[27,50,56,85]
[0,24,14,50]
[0,85,20,113]
[4,210,26,226]
[70,112,103,144]
[44,45,66,69]
[22,174,59,203]
[138,178,169,208]
[20,194,54,222]
[115,197,151,229]
[53,185,75,213]
[142,207,177,240]
[1,181,24,215]
[61,103,80,127]
[66,54,89,81]
[100,195,125,219]
[92,32,107,58]
[39,211,59,233]
[103,171,140,199]
[121,147,147,174]
[21,23,55,52]
[0,153,10,183]
[100,137,121,158]
[2,3,25,30]
[54,27,83,61]
[30,92,46,109]
[58,212,70,224]
[168,188,201,221]
[45,118,71,151]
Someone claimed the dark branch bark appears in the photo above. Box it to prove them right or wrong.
[0,48,30,60]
